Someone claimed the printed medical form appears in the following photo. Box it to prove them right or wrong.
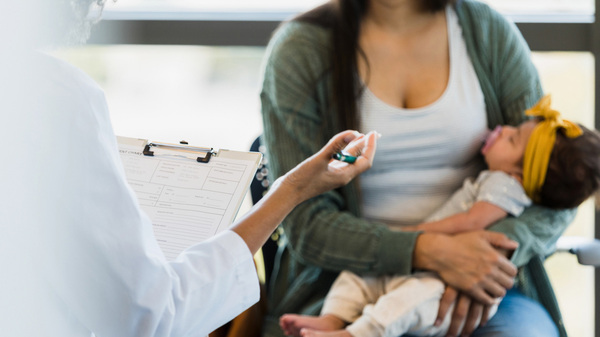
[117,136,261,260]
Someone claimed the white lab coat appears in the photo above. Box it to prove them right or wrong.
[0,51,259,337]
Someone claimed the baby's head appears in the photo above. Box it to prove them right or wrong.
[482,95,600,209]
[536,124,600,208]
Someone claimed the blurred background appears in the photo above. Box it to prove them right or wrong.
[53,1,597,336]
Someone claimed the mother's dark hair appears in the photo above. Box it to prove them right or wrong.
[295,0,456,131]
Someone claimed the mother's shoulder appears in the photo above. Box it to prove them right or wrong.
[268,20,331,55]
[456,0,510,27]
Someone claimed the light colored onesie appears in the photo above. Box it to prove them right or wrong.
[322,171,532,337]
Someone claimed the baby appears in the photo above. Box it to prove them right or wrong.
[279,95,600,337]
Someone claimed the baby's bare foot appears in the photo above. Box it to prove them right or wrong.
[300,328,353,337]
[280,314,346,337]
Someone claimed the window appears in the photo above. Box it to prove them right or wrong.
[102,0,327,20]
[485,0,593,16]
[54,45,265,152]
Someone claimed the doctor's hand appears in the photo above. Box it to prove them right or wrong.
[275,130,379,205]
[232,130,377,255]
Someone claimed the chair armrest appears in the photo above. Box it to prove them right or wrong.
[556,236,600,267]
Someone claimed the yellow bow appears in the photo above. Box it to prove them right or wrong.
[522,95,583,202]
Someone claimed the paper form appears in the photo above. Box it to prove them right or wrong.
[117,137,261,260]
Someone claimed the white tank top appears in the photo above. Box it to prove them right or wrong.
[359,6,488,227]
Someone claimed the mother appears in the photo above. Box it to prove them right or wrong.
[260,0,574,336]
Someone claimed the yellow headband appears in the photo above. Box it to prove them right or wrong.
[522,95,583,202]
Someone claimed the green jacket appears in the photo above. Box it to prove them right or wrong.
[260,0,575,336]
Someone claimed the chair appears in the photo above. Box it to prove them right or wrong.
[528,235,600,337]
[249,135,280,289]
[556,236,600,266]
[555,236,600,335]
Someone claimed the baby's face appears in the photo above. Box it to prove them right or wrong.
[482,120,537,177]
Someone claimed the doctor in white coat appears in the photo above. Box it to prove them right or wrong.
[0,1,379,336]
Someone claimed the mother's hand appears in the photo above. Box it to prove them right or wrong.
[413,231,518,305]
[436,286,495,337]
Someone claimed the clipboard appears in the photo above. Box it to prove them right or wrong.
[117,136,262,260]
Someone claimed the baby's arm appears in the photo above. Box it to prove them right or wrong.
[405,171,531,235]
[405,202,508,234]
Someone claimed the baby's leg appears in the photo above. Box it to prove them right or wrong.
[292,274,448,337]
[321,271,385,323]
[347,272,499,337]
[280,271,383,337]
[343,273,439,337]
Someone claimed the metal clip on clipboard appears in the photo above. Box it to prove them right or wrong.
[143,141,216,163]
